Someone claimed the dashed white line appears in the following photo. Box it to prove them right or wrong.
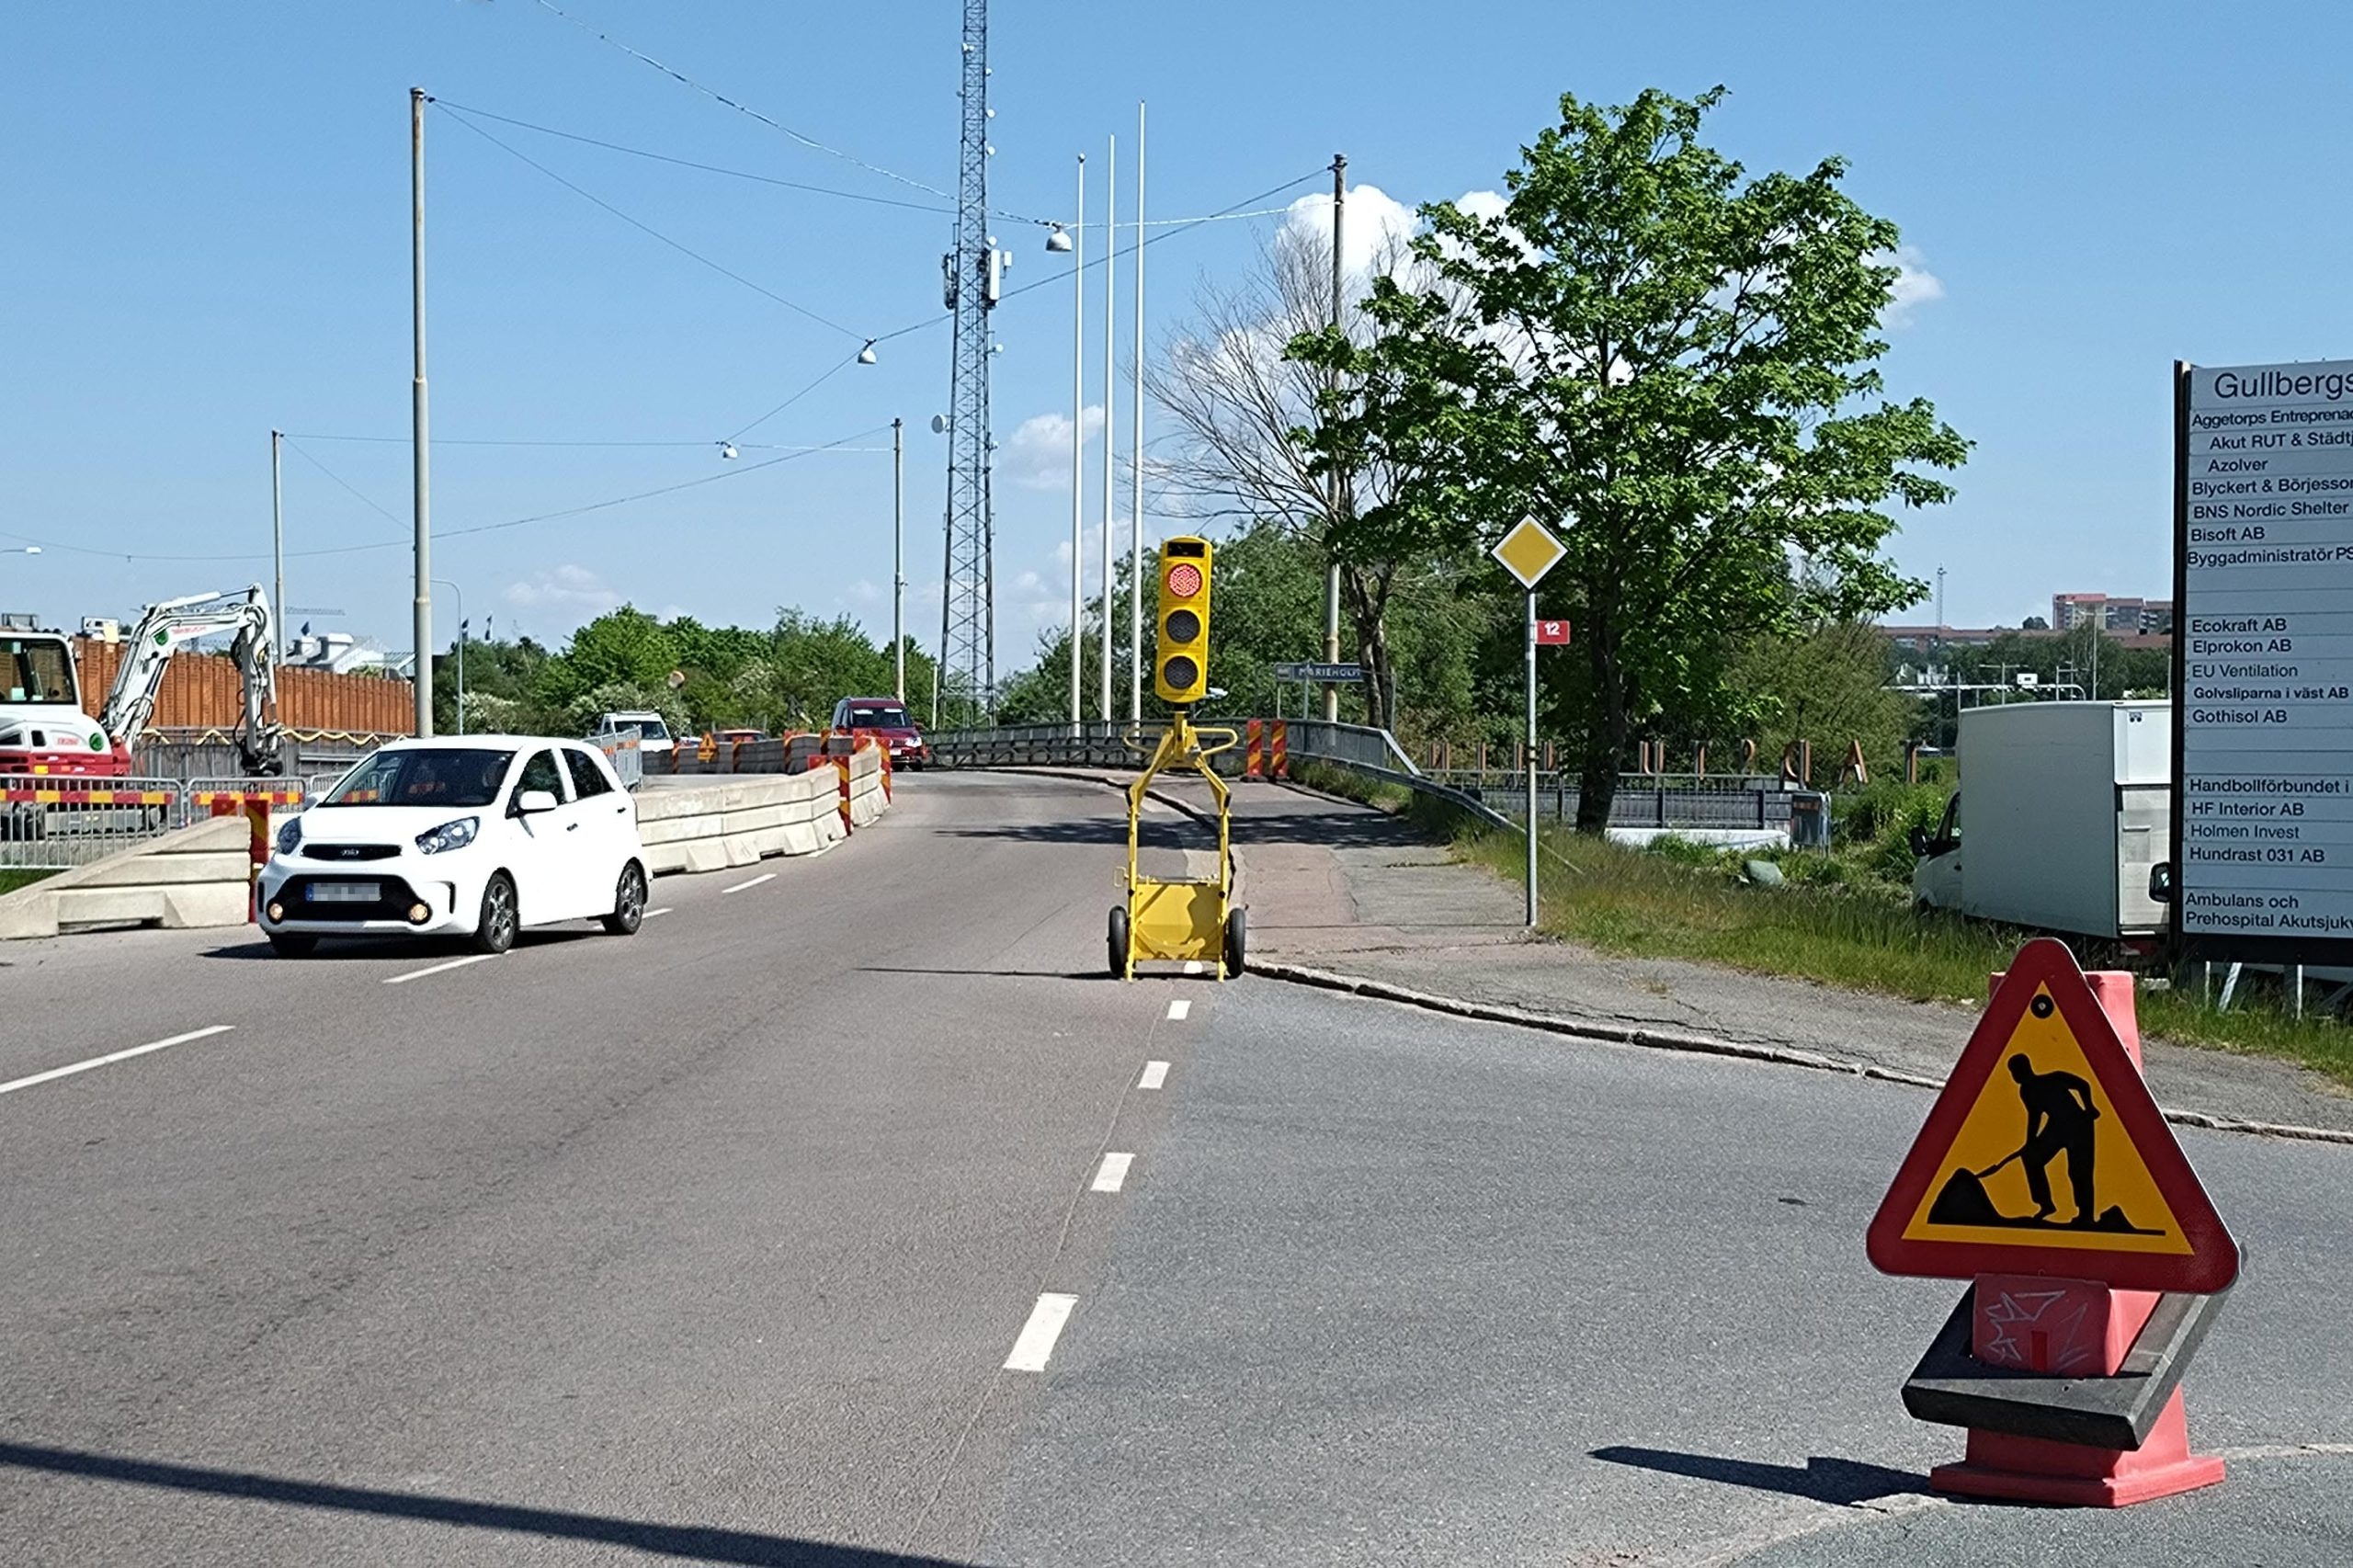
[1091,1152,1134,1192]
[383,953,497,986]
[0,1025,235,1098]
[1165,998,1191,1021]
[645,907,674,918]
[722,872,777,894]
[1004,1292,1077,1372]
[1138,1061,1169,1090]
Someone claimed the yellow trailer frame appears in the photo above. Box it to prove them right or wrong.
[1110,711,1245,980]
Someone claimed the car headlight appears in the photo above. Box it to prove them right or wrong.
[276,816,302,856]
[415,816,479,856]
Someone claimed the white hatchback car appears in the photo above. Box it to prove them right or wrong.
[258,736,647,958]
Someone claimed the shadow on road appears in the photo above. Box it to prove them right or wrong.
[860,965,1112,982]
[199,929,603,962]
[1590,1445,1925,1506]
[0,1441,968,1566]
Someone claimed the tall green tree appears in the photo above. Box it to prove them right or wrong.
[1291,87,1967,830]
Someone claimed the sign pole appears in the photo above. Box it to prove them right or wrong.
[1524,588,1538,927]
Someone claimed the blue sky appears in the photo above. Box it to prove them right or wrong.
[6,2,2353,658]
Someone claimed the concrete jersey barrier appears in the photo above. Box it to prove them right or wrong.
[632,769,848,876]
[0,767,894,938]
[0,815,255,939]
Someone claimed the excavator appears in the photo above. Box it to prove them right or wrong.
[0,585,282,781]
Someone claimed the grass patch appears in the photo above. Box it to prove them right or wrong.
[0,868,57,897]
[1452,824,2353,1092]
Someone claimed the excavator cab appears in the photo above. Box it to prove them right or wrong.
[0,631,112,775]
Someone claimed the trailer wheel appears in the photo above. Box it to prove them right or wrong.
[1108,905,1131,980]
[1222,905,1247,977]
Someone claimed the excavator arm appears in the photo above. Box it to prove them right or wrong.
[100,585,284,774]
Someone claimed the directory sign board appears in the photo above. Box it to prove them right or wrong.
[2174,359,2353,959]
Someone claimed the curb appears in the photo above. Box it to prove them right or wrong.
[1248,957,2353,1149]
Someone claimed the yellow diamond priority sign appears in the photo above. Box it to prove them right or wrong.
[1492,516,1565,589]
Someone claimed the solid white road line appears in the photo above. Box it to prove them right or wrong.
[383,953,497,986]
[645,907,674,918]
[722,872,777,894]
[1165,998,1191,1021]
[1092,1152,1134,1193]
[1138,1061,1169,1090]
[1004,1293,1078,1372]
[0,1025,235,1098]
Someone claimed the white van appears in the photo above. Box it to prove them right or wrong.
[593,710,676,757]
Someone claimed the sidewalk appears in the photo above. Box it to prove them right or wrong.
[1156,776,2353,1142]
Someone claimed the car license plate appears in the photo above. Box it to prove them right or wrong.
[307,881,379,903]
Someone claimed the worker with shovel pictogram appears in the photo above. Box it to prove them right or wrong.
[1986,1054,2099,1225]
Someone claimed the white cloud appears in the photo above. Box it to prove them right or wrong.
[1881,244,1944,326]
[505,564,620,615]
[1002,405,1105,491]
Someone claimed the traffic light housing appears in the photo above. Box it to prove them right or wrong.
[1154,537,1213,706]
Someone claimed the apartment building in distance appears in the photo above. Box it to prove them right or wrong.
[2052,592,2173,635]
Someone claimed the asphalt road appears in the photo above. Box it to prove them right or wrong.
[2,771,2347,1565]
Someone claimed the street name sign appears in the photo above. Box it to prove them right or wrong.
[2175,358,2353,960]
[1274,662,1364,683]
[1492,517,1565,590]
[1867,938,2238,1293]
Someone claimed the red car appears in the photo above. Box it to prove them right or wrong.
[831,697,929,769]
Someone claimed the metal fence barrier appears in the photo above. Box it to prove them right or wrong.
[0,774,323,871]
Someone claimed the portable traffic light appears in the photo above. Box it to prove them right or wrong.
[1154,536,1213,706]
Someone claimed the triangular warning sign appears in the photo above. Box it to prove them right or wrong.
[1868,938,2238,1293]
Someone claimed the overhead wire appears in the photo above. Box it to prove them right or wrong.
[528,0,971,207]
[288,433,890,452]
[426,97,1311,232]
[708,167,1330,442]
[0,426,894,565]
[431,98,868,344]
[282,438,408,533]
[429,97,955,217]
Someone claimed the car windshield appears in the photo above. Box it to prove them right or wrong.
[847,705,911,728]
[1,639,76,706]
[323,747,515,807]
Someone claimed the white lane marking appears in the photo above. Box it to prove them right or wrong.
[1182,960,1204,975]
[722,872,777,894]
[1091,1153,1134,1193]
[383,953,496,986]
[645,907,674,918]
[1004,1293,1078,1372]
[1165,998,1191,1021]
[1138,1061,1169,1090]
[0,1025,235,1098]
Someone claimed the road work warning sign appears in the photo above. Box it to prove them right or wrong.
[1868,938,2238,1293]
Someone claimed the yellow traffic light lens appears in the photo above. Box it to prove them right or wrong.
[1165,562,1203,598]
[1162,655,1199,691]
[1166,608,1201,643]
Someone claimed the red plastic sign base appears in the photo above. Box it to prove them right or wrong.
[1932,1390,2225,1506]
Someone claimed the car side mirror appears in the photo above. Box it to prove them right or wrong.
[1907,825,1928,858]
[2148,862,2173,904]
[515,789,559,815]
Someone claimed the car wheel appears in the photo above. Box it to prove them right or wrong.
[1222,905,1247,977]
[267,933,317,958]
[602,860,647,936]
[1108,904,1131,980]
[472,872,519,956]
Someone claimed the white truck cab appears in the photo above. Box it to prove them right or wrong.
[593,710,675,757]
